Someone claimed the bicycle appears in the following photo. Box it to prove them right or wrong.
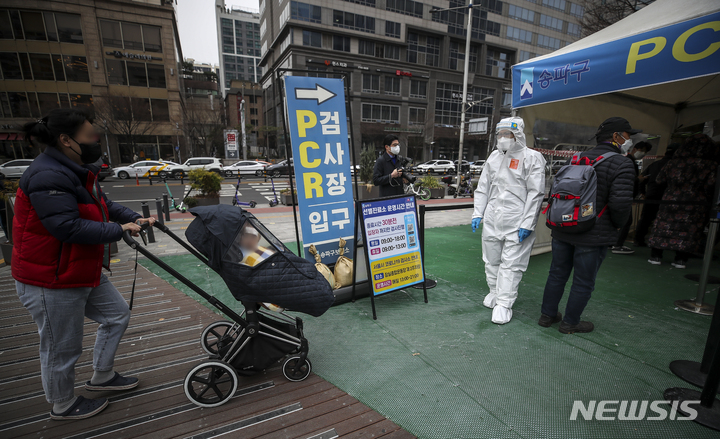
[404,180,430,201]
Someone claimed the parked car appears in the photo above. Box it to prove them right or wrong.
[114,161,175,180]
[454,160,471,173]
[0,159,33,179]
[165,157,224,179]
[264,158,294,177]
[470,160,485,174]
[414,160,455,174]
[224,160,267,177]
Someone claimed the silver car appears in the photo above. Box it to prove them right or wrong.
[0,159,33,178]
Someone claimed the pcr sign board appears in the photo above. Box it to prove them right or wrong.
[284,76,355,264]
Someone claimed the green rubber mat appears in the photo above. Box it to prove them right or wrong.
[139,224,719,438]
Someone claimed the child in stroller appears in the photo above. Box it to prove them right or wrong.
[122,205,335,408]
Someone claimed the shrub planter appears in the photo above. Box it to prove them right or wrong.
[428,187,445,199]
[281,193,298,205]
[194,197,220,206]
[354,184,380,200]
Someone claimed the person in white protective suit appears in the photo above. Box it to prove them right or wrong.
[471,117,546,324]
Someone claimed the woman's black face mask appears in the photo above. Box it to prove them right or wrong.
[69,136,103,164]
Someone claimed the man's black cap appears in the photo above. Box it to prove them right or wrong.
[593,117,642,140]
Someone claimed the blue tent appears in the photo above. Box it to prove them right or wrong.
[512,0,720,151]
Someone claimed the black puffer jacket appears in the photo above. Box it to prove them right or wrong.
[552,143,636,247]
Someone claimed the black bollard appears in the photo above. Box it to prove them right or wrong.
[148,174,152,185]
[163,193,171,221]
[155,198,164,225]
[141,202,155,243]
[180,174,184,185]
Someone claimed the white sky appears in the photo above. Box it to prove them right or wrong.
[177,0,260,65]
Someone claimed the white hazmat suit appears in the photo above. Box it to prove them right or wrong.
[472,117,546,324]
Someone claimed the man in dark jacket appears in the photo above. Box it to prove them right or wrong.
[538,117,638,334]
[611,141,652,254]
[373,134,407,197]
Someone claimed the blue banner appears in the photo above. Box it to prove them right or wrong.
[284,76,355,265]
[513,11,720,108]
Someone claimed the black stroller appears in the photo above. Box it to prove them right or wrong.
[123,205,335,408]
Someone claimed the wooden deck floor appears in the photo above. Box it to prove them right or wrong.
[0,262,415,439]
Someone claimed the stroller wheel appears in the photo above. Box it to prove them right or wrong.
[184,360,238,408]
[282,355,312,382]
[200,321,239,355]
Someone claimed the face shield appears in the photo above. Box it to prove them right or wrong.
[495,117,527,151]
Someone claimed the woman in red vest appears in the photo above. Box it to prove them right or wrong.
[14,109,154,420]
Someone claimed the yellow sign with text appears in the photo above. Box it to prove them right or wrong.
[369,250,423,295]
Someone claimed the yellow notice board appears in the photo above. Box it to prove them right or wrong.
[359,194,427,319]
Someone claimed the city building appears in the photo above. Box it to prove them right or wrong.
[215,0,262,96]
[258,0,584,163]
[0,0,185,164]
[182,58,224,158]
[225,79,266,158]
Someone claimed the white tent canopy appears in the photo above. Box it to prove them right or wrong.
[511,0,720,151]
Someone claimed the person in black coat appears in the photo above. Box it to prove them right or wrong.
[539,117,637,334]
[634,143,679,246]
[373,134,408,197]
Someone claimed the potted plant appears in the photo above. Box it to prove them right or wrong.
[418,175,445,199]
[0,179,18,265]
[183,196,198,209]
[188,168,222,206]
[354,146,380,200]
[279,188,297,206]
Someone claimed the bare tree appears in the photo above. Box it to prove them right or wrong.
[181,95,225,157]
[93,94,156,158]
[580,0,655,37]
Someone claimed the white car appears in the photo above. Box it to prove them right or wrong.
[415,160,455,174]
[165,157,224,179]
[0,159,33,178]
[470,160,485,174]
[114,161,177,180]
[224,160,267,177]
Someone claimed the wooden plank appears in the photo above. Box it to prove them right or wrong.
[0,264,415,439]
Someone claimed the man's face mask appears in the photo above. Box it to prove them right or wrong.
[390,144,400,155]
[616,133,633,154]
[634,151,647,160]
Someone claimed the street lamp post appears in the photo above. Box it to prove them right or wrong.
[431,1,486,194]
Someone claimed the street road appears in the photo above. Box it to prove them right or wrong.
[101,175,291,213]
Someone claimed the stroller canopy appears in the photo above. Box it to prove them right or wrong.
[185,205,334,317]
